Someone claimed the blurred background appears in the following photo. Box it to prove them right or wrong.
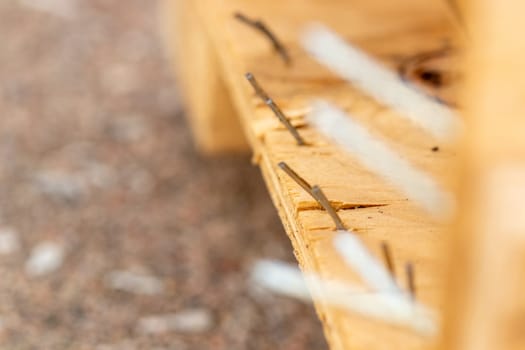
[0,0,327,349]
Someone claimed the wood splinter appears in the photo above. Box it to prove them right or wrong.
[245,73,306,145]
[278,161,345,230]
[234,12,291,65]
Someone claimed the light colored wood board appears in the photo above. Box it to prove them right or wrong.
[167,0,461,348]
[442,1,525,350]
[194,0,460,190]
[300,207,446,306]
[260,147,445,350]
[160,0,249,153]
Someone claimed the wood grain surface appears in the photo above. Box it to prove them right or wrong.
[443,1,525,350]
[162,1,464,348]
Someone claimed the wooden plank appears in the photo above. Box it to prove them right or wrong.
[160,0,249,154]
[442,1,525,350]
[162,1,461,348]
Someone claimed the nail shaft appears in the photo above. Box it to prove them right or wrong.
[312,185,346,231]
[278,162,314,196]
[278,162,345,230]
[234,12,291,65]
[405,262,416,300]
[380,241,396,277]
[245,73,306,145]
[244,72,270,101]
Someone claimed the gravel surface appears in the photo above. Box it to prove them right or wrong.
[0,1,328,349]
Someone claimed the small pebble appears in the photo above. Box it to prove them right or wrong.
[107,115,147,142]
[102,64,138,95]
[34,170,86,202]
[25,242,64,276]
[105,270,164,295]
[0,228,20,255]
[137,309,213,334]
[128,169,155,194]
[19,0,76,19]
[84,162,116,189]
[95,340,136,350]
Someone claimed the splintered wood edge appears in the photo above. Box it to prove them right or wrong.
[163,1,460,349]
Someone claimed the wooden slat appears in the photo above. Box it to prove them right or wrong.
[442,1,525,349]
[162,1,461,348]
[160,0,249,153]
